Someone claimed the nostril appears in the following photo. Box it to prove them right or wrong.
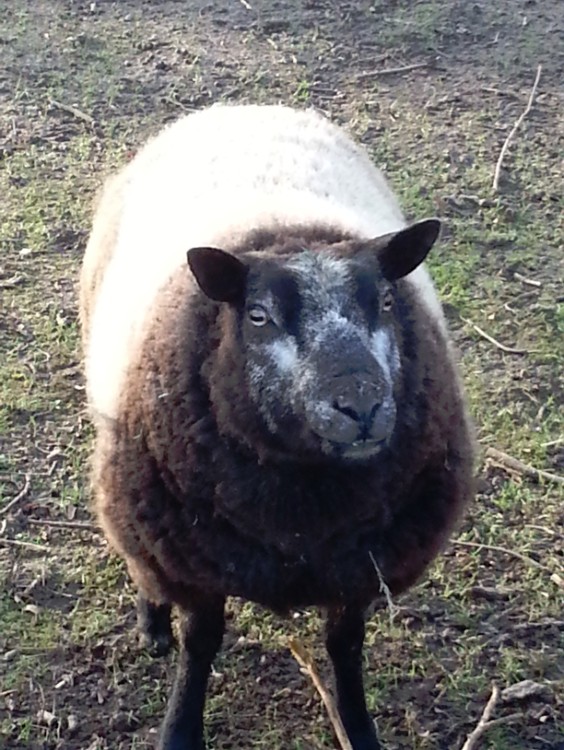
[368,403,380,423]
[333,399,360,422]
[333,398,381,429]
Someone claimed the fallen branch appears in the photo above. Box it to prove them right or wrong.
[513,271,541,288]
[492,65,542,192]
[25,517,98,532]
[288,638,353,750]
[0,475,31,516]
[460,684,522,750]
[481,86,522,101]
[452,539,547,570]
[461,684,499,750]
[460,316,529,354]
[0,537,50,553]
[49,98,95,126]
[356,62,429,80]
[541,437,564,448]
[485,446,564,486]
[0,274,25,289]
[525,524,559,536]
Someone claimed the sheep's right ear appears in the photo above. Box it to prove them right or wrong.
[187,247,248,303]
[377,218,441,281]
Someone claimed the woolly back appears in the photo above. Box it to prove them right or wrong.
[85,105,444,421]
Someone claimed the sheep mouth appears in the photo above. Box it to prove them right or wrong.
[329,437,387,460]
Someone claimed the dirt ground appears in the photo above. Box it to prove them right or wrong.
[0,1,563,749]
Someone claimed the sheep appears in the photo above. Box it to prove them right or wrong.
[80,104,475,750]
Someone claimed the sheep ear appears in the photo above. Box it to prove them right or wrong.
[187,247,248,303]
[377,218,441,281]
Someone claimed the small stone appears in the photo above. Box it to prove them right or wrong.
[23,604,41,616]
[501,680,552,703]
[37,709,57,727]
[67,714,79,733]
[469,585,511,601]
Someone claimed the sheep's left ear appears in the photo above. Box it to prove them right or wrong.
[377,218,441,281]
[187,247,248,303]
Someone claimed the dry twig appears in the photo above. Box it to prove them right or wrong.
[525,524,559,536]
[25,517,98,532]
[0,274,25,289]
[460,316,529,355]
[513,271,541,288]
[369,551,398,623]
[49,98,95,126]
[356,62,429,80]
[460,684,522,750]
[492,65,542,192]
[0,474,31,516]
[452,539,549,571]
[0,537,50,553]
[485,446,564,486]
[541,437,564,448]
[288,638,353,750]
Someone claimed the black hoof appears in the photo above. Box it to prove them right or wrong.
[137,596,174,657]
[139,627,175,658]
[345,728,382,750]
[158,722,205,750]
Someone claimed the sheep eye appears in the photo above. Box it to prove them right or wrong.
[381,290,394,312]
[248,305,270,327]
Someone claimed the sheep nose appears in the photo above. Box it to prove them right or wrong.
[333,394,381,434]
[306,374,394,447]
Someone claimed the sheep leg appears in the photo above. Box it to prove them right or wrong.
[137,593,174,657]
[158,595,225,750]
[325,605,381,750]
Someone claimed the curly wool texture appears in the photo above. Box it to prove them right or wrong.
[81,105,474,614]
[83,104,444,422]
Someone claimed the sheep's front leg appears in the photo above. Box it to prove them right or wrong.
[137,593,174,657]
[325,605,381,750]
[158,595,225,750]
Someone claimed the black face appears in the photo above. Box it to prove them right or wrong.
[187,219,440,460]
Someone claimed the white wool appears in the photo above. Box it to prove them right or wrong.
[265,338,299,374]
[370,328,401,385]
[86,104,446,419]
[287,252,351,286]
